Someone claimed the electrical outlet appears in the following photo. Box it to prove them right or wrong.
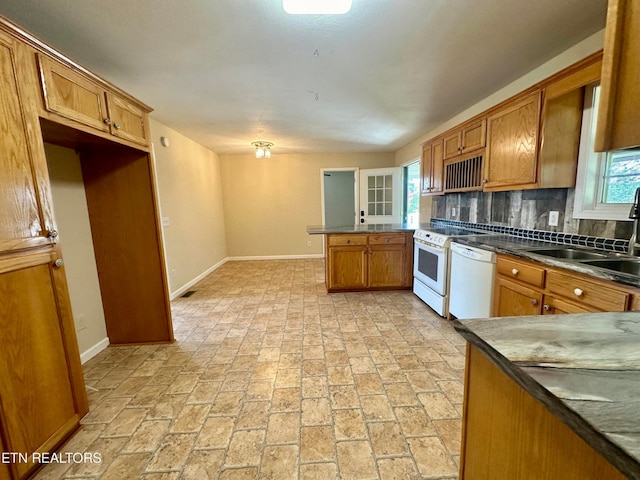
[75,313,86,331]
[549,211,559,227]
[171,268,176,279]
[452,207,456,218]
[307,240,312,247]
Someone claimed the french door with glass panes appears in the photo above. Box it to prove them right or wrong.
[359,167,402,224]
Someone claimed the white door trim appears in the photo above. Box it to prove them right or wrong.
[320,167,359,226]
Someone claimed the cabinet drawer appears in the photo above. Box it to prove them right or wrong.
[497,256,545,288]
[546,270,628,312]
[328,235,367,246]
[368,234,406,245]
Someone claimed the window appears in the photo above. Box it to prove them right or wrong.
[403,160,420,224]
[573,84,640,220]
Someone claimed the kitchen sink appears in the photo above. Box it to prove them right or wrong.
[580,258,640,276]
[526,247,609,260]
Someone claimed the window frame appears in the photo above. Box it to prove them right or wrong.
[573,84,635,221]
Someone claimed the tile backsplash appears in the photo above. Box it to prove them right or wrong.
[431,188,633,240]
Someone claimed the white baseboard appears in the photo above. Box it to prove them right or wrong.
[227,254,325,261]
[81,337,110,364]
[170,257,229,300]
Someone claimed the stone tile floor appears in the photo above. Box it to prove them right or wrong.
[34,259,466,479]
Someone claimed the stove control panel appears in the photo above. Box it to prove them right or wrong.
[413,229,448,247]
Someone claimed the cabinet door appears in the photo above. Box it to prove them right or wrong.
[595,0,640,151]
[0,33,52,253]
[430,140,444,195]
[421,140,444,196]
[0,252,86,479]
[327,246,368,290]
[493,276,542,317]
[368,244,406,287]
[443,131,462,160]
[37,54,109,133]
[106,92,149,146]
[420,143,433,194]
[461,119,486,154]
[542,295,595,315]
[484,92,541,191]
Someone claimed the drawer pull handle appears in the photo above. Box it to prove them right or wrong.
[346,239,351,244]
[385,238,390,243]
[530,299,538,306]
[573,288,583,297]
[511,268,519,275]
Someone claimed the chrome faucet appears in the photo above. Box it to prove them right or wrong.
[628,187,640,255]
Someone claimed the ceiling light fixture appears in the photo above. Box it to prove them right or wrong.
[283,0,352,15]
[251,141,274,159]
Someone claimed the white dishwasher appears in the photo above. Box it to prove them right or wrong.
[449,242,496,319]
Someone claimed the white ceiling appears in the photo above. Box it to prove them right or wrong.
[0,0,607,155]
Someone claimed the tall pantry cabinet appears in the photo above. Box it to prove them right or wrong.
[0,16,173,480]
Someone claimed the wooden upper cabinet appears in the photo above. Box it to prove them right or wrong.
[37,54,150,147]
[483,91,541,191]
[421,139,444,195]
[38,54,110,133]
[595,0,640,151]
[443,119,486,160]
[0,31,53,253]
[443,131,463,160]
[106,92,149,145]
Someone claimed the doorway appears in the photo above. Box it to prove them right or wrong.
[322,168,357,226]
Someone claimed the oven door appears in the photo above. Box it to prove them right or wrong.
[413,239,447,295]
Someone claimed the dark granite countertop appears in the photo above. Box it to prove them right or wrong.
[454,313,640,480]
[306,223,420,234]
[452,234,640,289]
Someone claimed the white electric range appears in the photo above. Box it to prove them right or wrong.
[413,225,494,317]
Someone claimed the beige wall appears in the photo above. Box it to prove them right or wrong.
[220,153,395,257]
[150,119,228,297]
[395,30,606,222]
[45,143,108,359]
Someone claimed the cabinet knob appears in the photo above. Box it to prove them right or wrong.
[543,304,551,311]
[47,229,59,239]
[103,118,111,125]
[511,268,519,275]
[114,122,122,130]
[346,239,351,244]
[53,258,64,268]
[530,299,538,306]
[573,288,583,297]
[385,238,390,243]
[483,179,488,183]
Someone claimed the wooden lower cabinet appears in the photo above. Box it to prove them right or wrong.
[0,250,88,480]
[325,232,413,292]
[493,277,543,316]
[543,295,593,314]
[493,254,637,316]
[460,344,627,479]
[326,245,368,290]
[368,244,406,287]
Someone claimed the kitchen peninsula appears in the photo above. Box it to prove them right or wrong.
[307,224,417,292]
[454,312,640,480]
